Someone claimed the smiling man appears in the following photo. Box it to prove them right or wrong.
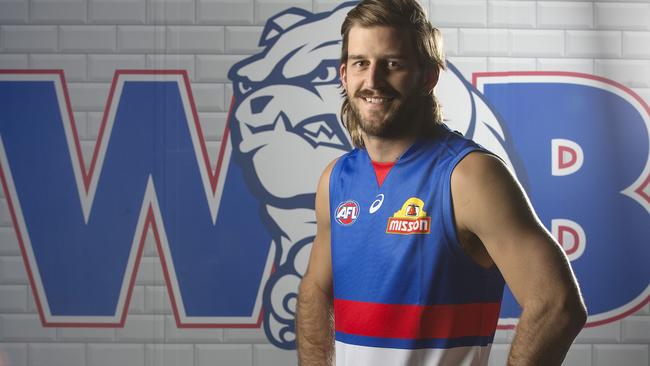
[295,1,587,365]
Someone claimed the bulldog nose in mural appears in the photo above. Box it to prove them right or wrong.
[251,95,273,115]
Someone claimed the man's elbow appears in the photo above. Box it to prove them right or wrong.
[568,297,588,332]
[556,290,588,335]
[526,287,587,335]
[297,275,332,304]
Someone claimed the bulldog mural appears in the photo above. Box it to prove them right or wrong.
[228,2,513,348]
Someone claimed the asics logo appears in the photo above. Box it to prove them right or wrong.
[369,194,385,214]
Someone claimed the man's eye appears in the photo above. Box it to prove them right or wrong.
[388,61,401,68]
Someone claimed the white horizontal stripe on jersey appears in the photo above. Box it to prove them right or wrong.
[335,341,492,366]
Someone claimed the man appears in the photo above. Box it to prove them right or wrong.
[296,1,587,365]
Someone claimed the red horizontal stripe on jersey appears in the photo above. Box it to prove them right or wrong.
[334,299,501,339]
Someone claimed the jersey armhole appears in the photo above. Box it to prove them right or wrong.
[328,157,345,228]
[441,147,494,265]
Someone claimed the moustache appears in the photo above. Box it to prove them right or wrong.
[354,88,399,99]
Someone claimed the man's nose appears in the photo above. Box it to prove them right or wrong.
[366,63,385,89]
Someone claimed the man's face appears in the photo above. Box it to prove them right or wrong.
[340,26,424,139]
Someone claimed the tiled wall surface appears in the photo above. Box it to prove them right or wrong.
[0,0,649,365]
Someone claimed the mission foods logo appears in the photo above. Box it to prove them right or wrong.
[386,197,431,234]
[336,200,360,225]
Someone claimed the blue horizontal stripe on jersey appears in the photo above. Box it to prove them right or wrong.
[335,331,495,350]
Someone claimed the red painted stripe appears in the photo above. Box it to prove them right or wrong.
[334,299,501,339]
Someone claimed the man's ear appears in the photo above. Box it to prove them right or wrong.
[339,63,348,90]
[423,68,440,94]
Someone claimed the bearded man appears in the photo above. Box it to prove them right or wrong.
[296,1,587,365]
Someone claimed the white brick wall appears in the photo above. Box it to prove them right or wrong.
[254,0,312,25]
[31,0,87,24]
[594,2,650,30]
[148,0,195,24]
[60,26,117,52]
[146,344,194,366]
[537,58,594,74]
[195,344,252,366]
[90,0,147,24]
[0,0,649,365]
[224,26,263,54]
[0,53,28,68]
[459,29,509,56]
[117,26,166,53]
[537,2,593,29]
[87,344,145,366]
[29,343,86,366]
[30,54,88,80]
[196,0,254,25]
[0,200,13,226]
[623,31,650,58]
[166,26,225,53]
[431,1,487,27]
[0,0,29,24]
[566,30,622,58]
[488,1,536,28]
[88,54,146,81]
[1,25,58,52]
[146,54,195,79]
[0,286,28,312]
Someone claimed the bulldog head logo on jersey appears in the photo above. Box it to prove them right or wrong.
[226,2,513,349]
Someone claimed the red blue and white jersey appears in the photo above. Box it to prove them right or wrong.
[329,125,505,366]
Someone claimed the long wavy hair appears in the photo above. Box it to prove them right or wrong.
[339,0,447,148]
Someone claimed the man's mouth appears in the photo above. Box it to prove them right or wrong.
[362,97,393,104]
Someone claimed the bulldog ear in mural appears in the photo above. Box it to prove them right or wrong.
[259,8,312,46]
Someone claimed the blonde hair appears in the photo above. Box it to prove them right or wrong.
[339,0,447,148]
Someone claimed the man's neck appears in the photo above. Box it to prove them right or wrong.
[363,133,418,163]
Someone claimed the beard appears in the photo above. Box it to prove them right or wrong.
[347,86,424,140]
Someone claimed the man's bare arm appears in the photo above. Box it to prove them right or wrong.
[452,153,587,365]
[296,160,336,366]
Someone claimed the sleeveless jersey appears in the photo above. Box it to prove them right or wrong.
[329,126,505,366]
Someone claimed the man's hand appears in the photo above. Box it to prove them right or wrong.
[296,160,337,366]
[452,152,587,365]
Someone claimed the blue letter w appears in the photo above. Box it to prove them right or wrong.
[0,71,272,327]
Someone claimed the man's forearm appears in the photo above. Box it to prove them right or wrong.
[296,279,334,366]
[508,298,587,365]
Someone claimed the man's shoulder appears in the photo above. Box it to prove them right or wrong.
[418,124,489,162]
[331,147,363,169]
[451,151,515,202]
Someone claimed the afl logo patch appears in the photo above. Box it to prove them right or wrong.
[335,200,360,226]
